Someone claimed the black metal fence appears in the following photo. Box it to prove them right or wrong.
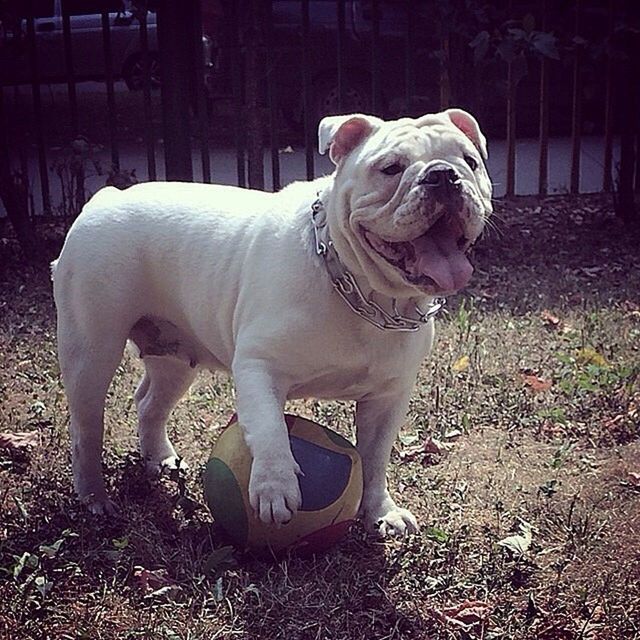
[0,0,639,226]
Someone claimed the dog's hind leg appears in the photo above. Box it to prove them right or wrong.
[134,356,197,475]
[58,323,128,516]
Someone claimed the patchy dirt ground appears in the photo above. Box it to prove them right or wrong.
[1,194,639,640]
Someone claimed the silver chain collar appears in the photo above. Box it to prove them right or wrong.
[311,197,445,332]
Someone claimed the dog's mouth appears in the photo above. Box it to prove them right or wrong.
[362,214,475,293]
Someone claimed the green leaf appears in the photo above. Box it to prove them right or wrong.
[213,576,224,602]
[39,538,64,559]
[112,536,129,550]
[204,546,237,577]
[523,13,535,34]
[398,432,419,446]
[507,28,527,41]
[34,575,53,599]
[425,526,450,544]
[469,30,490,65]
[13,552,38,579]
[532,32,560,60]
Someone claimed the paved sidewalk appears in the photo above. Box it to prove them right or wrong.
[0,78,618,216]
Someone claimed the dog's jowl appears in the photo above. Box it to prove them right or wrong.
[52,110,492,537]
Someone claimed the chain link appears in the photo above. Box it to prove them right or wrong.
[310,197,445,332]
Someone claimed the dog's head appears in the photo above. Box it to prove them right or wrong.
[319,110,492,298]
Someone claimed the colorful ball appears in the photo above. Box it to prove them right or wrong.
[203,414,363,555]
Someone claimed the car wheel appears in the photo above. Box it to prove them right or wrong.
[283,75,373,131]
[123,53,161,91]
[313,78,371,122]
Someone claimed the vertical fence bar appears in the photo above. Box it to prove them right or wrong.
[602,0,614,192]
[157,0,194,182]
[267,0,280,191]
[371,0,381,114]
[636,132,640,193]
[62,1,83,217]
[231,2,246,187]
[439,31,451,109]
[193,0,211,183]
[570,0,582,194]
[337,0,345,112]
[245,0,264,190]
[62,3,78,135]
[506,61,516,197]
[0,85,34,255]
[301,0,314,180]
[405,0,414,112]
[14,87,33,218]
[505,0,516,198]
[139,9,156,181]
[101,11,119,170]
[26,11,51,215]
[538,0,549,196]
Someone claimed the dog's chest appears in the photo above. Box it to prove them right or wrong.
[285,323,431,401]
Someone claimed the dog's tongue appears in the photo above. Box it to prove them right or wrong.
[410,218,473,292]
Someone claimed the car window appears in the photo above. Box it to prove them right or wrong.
[31,0,55,18]
[62,0,122,15]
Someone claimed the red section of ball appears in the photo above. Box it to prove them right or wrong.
[289,519,355,555]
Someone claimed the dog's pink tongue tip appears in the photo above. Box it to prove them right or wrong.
[412,225,473,292]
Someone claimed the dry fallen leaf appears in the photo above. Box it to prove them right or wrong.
[498,521,533,557]
[521,374,553,393]
[399,436,451,462]
[0,431,39,452]
[541,309,561,327]
[621,472,640,491]
[133,567,172,593]
[452,355,470,373]
[576,347,608,368]
[427,599,492,630]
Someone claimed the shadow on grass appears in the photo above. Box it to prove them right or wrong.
[461,195,640,315]
[1,451,427,638]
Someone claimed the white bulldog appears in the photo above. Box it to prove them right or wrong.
[52,109,492,536]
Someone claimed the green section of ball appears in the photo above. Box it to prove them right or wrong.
[203,457,249,548]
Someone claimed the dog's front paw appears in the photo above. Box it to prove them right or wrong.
[80,493,118,517]
[248,457,302,525]
[145,454,189,478]
[361,497,419,538]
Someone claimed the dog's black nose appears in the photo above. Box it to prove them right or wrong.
[420,165,461,194]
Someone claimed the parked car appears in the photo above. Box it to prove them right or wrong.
[0,0,212,89]
[209,0,437,127]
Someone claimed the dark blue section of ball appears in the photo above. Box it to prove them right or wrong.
[290,435,352,511]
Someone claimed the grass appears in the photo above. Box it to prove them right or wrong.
[1,194,639,639]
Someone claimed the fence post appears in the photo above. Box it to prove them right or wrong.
[602,0,615,192]
[570,0,583,194]
[537,0,549,196]
[156,0,194,182]
[505,59,516,198]
[243,0,264,190]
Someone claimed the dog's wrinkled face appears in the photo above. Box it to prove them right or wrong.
[319,110,493,298]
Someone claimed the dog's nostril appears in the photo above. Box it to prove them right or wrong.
[422,166,461,191]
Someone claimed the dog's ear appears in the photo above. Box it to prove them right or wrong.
[318,114,382,164]
[444,108,488,160]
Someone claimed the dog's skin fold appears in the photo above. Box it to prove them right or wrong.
[52,110,492,537]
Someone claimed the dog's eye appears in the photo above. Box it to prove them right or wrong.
[464,155,478,171]
[381,163,404,176]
